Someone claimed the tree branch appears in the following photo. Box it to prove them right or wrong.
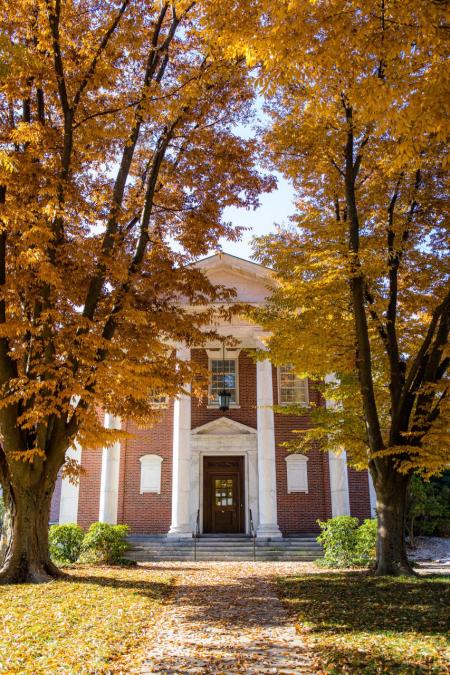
[80,2,178,324]
[344,105,384,453]
[72,0,131,111]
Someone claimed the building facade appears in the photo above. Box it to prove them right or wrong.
[50,253,375,536]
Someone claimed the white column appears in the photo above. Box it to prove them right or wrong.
[59,441,82,524]
[256,356,282,538]
[328,451,351,516]
[325,374,351,517]
[98,414,122,524]
[368,471,377,517]
[168,346,192,538]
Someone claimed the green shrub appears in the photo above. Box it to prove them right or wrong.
[355,518,377,566]
[317,515,359,567]
[317,515,378,568]
[80,522,129,564]
[49,523,84,563]
[407,472,450,543]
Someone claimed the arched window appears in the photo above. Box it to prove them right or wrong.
[285,454,309,493]
[139,454,163,494]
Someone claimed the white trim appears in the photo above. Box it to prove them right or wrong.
[285,454,309,493]
[168,346,192,538]
[207,404,241,410]
[193,252,273,281]
[256,355,282,539]
[325,374,351,517]
[328,451,351,516]
[59,442,82,524]
[205,347,241,359]
[139,454,163,494]
[98,414,121,524]
[192,417,257,436]
[368,471,377,517]
[190,416,258,535]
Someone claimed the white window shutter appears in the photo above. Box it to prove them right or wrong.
[285,454,309,493]
[139,455,163,494]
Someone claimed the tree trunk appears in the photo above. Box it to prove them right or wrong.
[0,478,61,583]
[373,462,415,576]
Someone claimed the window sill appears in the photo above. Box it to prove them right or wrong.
[206,404,241,410]
[278,402,309,408]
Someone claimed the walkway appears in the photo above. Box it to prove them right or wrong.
[141,562,313,674]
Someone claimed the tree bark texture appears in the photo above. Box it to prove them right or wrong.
[0,462,61,583]
[372,460,414,575]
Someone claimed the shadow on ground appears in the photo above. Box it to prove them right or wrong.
[278,571,450,673]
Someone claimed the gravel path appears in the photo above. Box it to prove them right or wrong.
[140,562,314,674]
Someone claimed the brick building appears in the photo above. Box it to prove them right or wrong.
[51,253,374,536]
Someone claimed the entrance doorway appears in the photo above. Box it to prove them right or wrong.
[203,456,245,534]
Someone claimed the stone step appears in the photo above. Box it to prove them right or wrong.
[128,555,320,563]
[131,543,322,551]
[129,542,322,549]
[125,535,322,562]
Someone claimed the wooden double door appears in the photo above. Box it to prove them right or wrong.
[203,456,245,534]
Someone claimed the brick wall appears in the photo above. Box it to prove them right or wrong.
[77,446,103,529]
[75,347,372,534]
[273,367,333,534]
[117,405,173,534]
[348,467,372,521]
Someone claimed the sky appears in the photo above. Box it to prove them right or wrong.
[216,99,297,262]
[219,173,296,262]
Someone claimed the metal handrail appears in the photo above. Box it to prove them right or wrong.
[249,508,257,562]
[193,508,200,561]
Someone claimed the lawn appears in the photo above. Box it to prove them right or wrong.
[278,571,450,674]
[0,565,172,674]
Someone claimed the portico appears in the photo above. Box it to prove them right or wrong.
[167,332,283,539]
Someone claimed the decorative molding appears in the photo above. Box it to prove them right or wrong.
[139,454,163,494]
[192,416,256,436]
[285,454,309,493]
[206,347,241,359]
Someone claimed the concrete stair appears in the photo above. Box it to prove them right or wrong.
[126,535,322,562]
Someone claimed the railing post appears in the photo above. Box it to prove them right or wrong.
[193,508,200,561]
[249,508,256,562]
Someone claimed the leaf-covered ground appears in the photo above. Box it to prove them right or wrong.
[278,571,450,674]
[0,565,172,674]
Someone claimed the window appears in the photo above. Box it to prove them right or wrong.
[148,390,169,409]
[278,365,309,406]
[209,359,238,404]
[285,454,309,493]
[215,478,234,506]
[139,454,163,494]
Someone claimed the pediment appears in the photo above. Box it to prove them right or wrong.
[191,416,257,436]
[194,253,274,305]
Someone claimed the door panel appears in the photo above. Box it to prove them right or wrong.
[212,475,239,533]
[203,457,245,534]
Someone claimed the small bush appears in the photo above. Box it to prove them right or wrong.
[407,472,450,543]
[317,515,359,567]
[49,524,84,563]
[80,522,129,564]
[317,515,377,568]
[355,518,377,566]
